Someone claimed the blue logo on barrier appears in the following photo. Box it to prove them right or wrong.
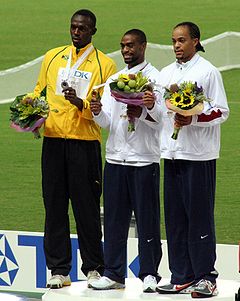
[18,235,80,288]
[0,234,19,286]
[0,233,141,289]
[129,255,139,277]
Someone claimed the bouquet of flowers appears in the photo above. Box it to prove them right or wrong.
[10,93,50,139]
[109,72,152,131]
[163,81,211,139]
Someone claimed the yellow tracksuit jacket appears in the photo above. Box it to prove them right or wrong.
[34,43,116,142]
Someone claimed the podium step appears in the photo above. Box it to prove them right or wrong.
[42,278,240,301]
[0,292,29,300]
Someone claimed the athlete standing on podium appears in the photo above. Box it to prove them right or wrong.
[90,29,163,293]
[34,9,116,289]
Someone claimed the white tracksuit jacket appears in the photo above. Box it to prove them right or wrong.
[147,53,229,161]
[93,61,162,164]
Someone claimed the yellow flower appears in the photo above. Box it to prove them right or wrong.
[170,92,183,106]
[181,95,195,108]
[118,74,130,82]
[183,88,192,96]
[23,93,35,100]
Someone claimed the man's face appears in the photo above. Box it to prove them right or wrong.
[120,34,146,68]
[70,14,96,49]
[172,26,198,63]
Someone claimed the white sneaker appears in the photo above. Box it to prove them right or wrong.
[46,274,71,289]
[87,270,101,288]
[91,276,125,290]
[143,275,157,293]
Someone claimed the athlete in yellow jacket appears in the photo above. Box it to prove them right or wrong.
[35,39,115,141]
[34,9,116,289]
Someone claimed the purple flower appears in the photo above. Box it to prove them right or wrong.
[194,82,203,93]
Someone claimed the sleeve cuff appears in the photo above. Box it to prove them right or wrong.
[146,103,161,121]
[191,114,198,125]
[139,107,148,121]
[92,109,104,121]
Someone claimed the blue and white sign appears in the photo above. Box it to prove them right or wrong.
[0,234,19,286]
[0,230,238,294]
[0,230,144,293]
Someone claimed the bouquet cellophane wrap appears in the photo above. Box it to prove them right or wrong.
[110,89,144,105]
[165,99,204,116]
[10,117,46,132]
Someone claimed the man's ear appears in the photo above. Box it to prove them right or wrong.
[193,38,199,48]
[141,41,147,52]
[92,27,97,35]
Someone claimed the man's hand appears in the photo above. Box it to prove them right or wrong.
[90,90,102,115]
[142,90,155,109]
[127,104,142,119]
[63,87,83,111]
[174,113,192,127]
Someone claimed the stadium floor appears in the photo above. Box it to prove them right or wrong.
[42,278,240,301]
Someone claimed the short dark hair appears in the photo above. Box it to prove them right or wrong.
[123,29,147,44]
[71,9,96,27]
[174,21,205,52]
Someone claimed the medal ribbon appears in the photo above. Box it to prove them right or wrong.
[63,45,94,83]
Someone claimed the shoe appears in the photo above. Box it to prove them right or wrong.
[143,275,157,293]
[87,270,101,288]
[156,281,195,294]
[91,276,125,290]
[46,274,71,289]
[191,279,218,298]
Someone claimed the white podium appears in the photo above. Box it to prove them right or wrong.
[42,278,240,301]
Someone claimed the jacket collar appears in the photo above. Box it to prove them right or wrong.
[176,53,200,69]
